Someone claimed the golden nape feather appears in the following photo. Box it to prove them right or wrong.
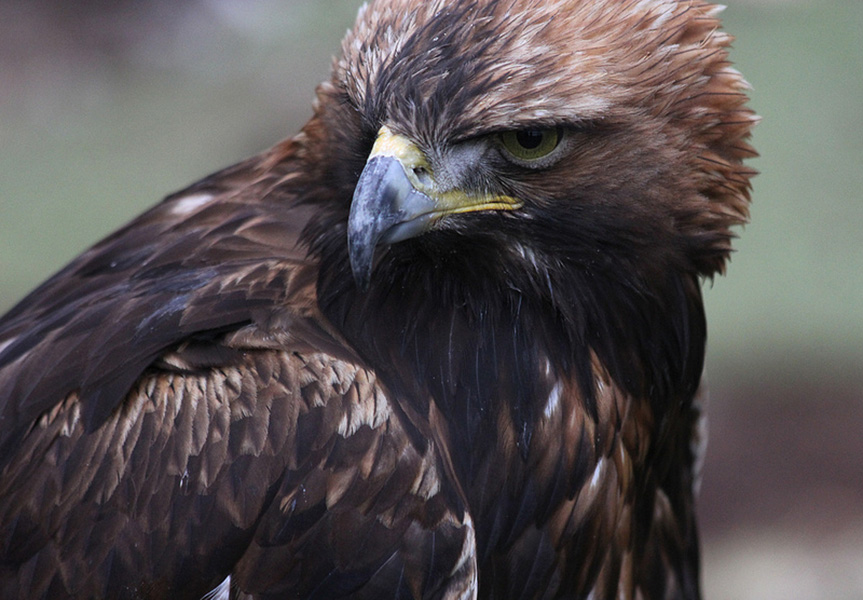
[0,1,756,598]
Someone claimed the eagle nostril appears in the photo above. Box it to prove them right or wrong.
[412,166,432,187]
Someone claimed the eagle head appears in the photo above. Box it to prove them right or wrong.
[302,0,756,295]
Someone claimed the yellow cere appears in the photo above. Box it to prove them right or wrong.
[370,125,524,216]
[370,125,430,171]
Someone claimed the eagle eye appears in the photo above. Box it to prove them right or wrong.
[498,128,562,163]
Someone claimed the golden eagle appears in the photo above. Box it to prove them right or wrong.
[0,0,756,598]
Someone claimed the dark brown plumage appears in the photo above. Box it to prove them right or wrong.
[0,1,756,598]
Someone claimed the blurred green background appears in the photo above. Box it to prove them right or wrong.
[1,1,861,598]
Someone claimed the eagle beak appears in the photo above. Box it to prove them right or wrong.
[348,126,522,290]
[348,153,438,290]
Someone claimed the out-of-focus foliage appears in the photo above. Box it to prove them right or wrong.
[706,0,863,373]
[0,0,363,313]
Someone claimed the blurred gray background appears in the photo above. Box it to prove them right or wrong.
[1,1,861,598]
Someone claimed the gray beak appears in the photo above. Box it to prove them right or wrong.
[347,155,437,290]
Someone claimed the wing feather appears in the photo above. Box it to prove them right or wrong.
[0,175,478,599]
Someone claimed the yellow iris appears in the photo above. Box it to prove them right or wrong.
[499,128,561,162]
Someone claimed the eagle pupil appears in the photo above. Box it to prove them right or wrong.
[516,129,544,149]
